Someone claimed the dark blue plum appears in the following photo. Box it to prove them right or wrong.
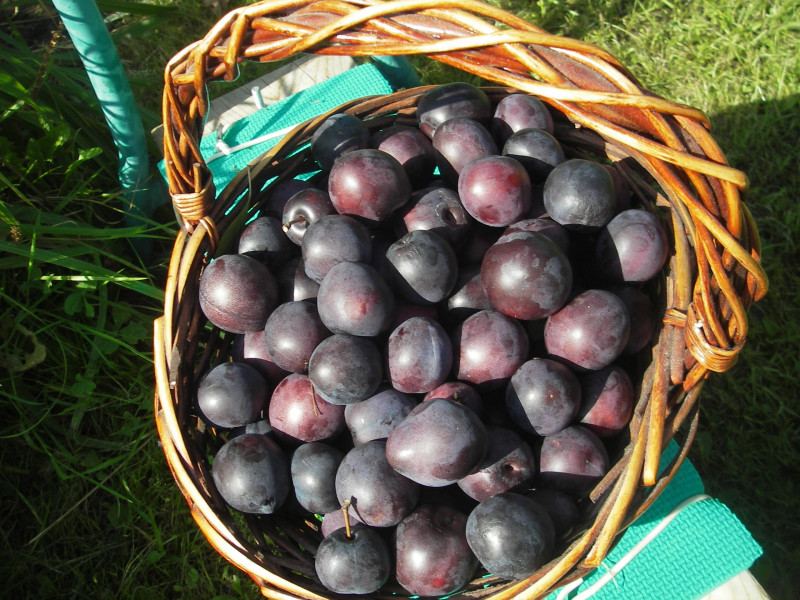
[315,524,391,594]
[211,433,290,514]
[387,316,453,394]
[465,492,555,580]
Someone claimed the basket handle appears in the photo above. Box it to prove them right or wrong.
[162,0,741,222]
[160,0,767,373]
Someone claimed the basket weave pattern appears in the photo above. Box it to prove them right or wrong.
[153,1,768,598]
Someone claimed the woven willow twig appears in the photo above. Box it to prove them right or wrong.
[154,1,768,599]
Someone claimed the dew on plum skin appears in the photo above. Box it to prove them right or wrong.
[537,425,610,496]
[316,261,395,337]
[264,301,330,373]
[386,316,453,394]
[196,361,268,429]
[291,442,344,514]
[315,524,391,594]
[465,492,555,580]
[385,397,489,488]
[505,357,581,436]
[544,289,630,371]
[327,148,412,222]
[458,154,532,227]
[211,433,290,514]
[268,373,346,444]
[344,386,418,445]
[417,82,492,138]
[451,309,530,390]
[198,253,278,334]
[335,439,420,527]
[394,504,477,597]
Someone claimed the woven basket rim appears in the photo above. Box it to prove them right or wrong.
[153,2,768,599]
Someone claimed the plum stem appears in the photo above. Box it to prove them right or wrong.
[281,215,307,232]
[341,499,352,539]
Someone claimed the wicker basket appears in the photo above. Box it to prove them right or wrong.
[153,1,768,598]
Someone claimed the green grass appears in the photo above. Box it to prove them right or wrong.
[1,0,798,599]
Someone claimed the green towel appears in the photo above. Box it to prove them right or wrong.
[543,441,762,600]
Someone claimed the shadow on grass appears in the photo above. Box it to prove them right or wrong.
[685,93,800,600]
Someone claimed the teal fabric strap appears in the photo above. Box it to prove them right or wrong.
[158,62,396,197]
[544,441,762,600]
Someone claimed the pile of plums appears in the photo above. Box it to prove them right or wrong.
[195,82,668,596]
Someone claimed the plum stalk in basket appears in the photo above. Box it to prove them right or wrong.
[281,187,336,246]
[315,524,391,594]
[335,439,420,527]
[465,492,555,580]
[395,504,477,597]
[198,253,278,334]
[211,433,290,514]
[196,361,268,429]
[385,397,489,487]
[268,373,346,444]
[327,148,411,222]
